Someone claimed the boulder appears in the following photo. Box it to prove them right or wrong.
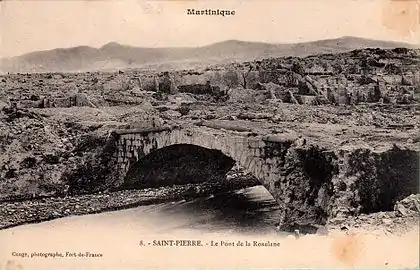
[0,100,7,110]
[228,88,270,103]
[256,82,281,99]
[74,93,97,108]
[394,194,420,217]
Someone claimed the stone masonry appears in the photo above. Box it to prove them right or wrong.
[112,122,419,229]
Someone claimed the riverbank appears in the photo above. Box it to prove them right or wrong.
[2,178,418,238]
[0,178,260,230]
[0,187,418,270]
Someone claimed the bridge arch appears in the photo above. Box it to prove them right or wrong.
[115,126,283,194]
[113,125,343,229]
[122,143,237,188]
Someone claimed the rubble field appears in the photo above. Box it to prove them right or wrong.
[0,48,418,232]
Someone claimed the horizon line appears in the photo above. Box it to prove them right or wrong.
[2,35,418,59]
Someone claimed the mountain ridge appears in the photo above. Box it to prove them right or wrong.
[1,36,417,73]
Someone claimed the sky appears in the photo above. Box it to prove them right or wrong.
[0,0,419,57]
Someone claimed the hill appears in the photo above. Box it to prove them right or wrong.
[0,36,417,73]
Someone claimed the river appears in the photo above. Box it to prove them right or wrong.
[1,185,418,269]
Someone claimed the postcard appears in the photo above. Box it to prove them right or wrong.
[0,0,419,269]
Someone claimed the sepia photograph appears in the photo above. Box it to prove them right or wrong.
[0,0,419,269]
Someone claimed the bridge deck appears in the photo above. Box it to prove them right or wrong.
[113,119,420,152]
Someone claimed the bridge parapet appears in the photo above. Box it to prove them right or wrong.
[113,124,181,135]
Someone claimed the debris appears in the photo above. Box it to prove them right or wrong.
[394,194,420,217]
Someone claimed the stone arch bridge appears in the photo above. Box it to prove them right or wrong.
[111,121,419,228]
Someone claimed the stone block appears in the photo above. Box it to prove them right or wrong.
[248,157,257,172]
[133,151,139,160]
[239,153,250,168]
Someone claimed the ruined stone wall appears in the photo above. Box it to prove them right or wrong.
[18,94,96,109]
[51,97,72,107]
[126,63,418,105]
[136,74,157,92]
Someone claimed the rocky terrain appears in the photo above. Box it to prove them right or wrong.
[0,45,419,232]
[1,47,419,110]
